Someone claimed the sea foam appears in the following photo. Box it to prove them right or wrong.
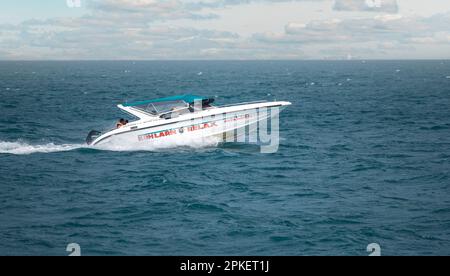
[0,140,84,155]
[0,135,221,155]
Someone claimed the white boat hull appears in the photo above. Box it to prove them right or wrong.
[88,101,291,147]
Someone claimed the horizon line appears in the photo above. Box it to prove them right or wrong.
[1,59,449,62]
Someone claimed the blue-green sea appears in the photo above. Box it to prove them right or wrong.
[1,61,449,255]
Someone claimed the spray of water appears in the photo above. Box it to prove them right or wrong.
[0,135,221,155]
[0,140,85,155]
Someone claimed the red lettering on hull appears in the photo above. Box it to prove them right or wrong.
[138,122,218,142]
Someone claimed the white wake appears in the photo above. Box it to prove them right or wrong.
[0,140,85,155]
[0,135,221,155]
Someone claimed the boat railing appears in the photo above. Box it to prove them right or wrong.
[217,100,268,108]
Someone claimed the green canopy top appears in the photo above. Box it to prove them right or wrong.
[123,94,208,107]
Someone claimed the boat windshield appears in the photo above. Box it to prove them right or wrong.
[132,100,188,115]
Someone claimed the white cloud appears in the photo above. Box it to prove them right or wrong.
[410,31,450,44]
[0,0,449,59]
[251,11,450,58]
[334,0,399,13]
[285,22,307,33]
[258,12,450,44]
[88,0,211,20]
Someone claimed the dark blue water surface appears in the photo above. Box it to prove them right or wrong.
[0,61,450,255]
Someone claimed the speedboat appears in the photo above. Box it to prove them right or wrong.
[86,95,291,147]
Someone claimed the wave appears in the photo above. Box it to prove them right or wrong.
[0,135,221,155]
[0,140,85,155]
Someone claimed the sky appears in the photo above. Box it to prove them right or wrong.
[0,0,449,60]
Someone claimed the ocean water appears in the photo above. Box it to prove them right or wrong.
[0,60,450,256]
